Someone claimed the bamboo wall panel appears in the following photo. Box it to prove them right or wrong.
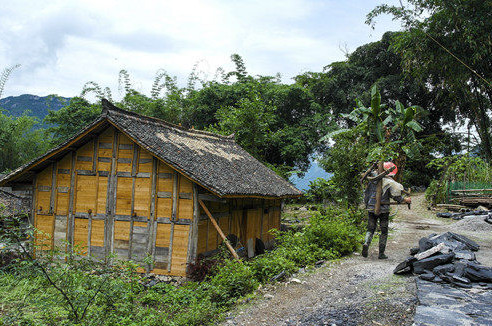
[138,150,153,173]
[134,178,150,217]
[231,210,242,243]
[178,176,193,220]
[114,221,130,259]
[116,177,132,215]
[246,209,261,246]
[156,162,173,218]
[75,175,97,213]
[75,141,94,171]
[170,225,189,275]
[116,134,133,173]
[35,214,54,251]
[153,223,171,272]
[35,168,51,214]
[207,220,217,252]
[130,221,148,262]
[73,218,89,255]
[90,219,105,258]
[96,177,108,214]
[55,154,71,215]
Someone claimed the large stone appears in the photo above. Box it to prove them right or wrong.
[419,271,435,281]
[393,256,416,274]
[448,232,480,252]
[465,264,492,282]
[415,242,450,260]
[413,253,455,274]
[454,250,476,261]
[418,233,438,252]
[433,263,455,276]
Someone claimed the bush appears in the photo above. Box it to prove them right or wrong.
[305,213,361,257]
[305,178,335,203]
[206,259,258,306]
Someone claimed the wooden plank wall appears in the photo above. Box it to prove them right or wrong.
[196,196,282,257]
[32,126,193,276]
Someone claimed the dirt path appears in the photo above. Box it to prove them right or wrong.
[221,194,492,326]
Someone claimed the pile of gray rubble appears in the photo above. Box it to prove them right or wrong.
[437,210,492,224]
[394,232,492,288]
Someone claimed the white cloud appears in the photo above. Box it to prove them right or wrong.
[0,0,402,99]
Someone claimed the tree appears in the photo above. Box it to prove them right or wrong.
[367,0,492,161]
[0,112,48,173]
[44,97,101,145]
[320,85,424,205]
[0,64,20,100]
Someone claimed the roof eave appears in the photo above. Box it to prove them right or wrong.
[0,117,107,187]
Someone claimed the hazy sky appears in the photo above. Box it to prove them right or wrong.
[1,0,401,99]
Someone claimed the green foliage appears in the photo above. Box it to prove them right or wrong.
[39,55,329,178]
[206,259,258,306]
[320,127,368,207]
[44,97,102,145]
[320,84,424,206]
[249,205,363,282]
[425,179,448,205]
[367,0,492,162]
[425,155,492,204]
[212,88,275,160]
[304,178,335,203]
[0,112,49,173]
[0,203,363,325]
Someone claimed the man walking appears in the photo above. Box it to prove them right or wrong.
[362,162,411,259]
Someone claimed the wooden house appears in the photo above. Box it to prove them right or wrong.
[0,100,301,276]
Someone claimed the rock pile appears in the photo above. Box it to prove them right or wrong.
[394,232,492,288]
[436,210,491,221]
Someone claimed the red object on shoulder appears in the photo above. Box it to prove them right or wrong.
[383,162,398,176]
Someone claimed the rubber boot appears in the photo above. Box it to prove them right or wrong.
[362,232,373,258]
[378,233,388,259]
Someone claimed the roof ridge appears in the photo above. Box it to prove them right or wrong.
[102,99,235,141]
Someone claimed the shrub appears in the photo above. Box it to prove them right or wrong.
[206,259,258,306]
[305,213,361,257]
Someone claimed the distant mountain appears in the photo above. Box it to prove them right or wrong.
[290,159,332,191]
[0,94,70,122]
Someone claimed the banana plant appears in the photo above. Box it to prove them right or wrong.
[323,84,425,180]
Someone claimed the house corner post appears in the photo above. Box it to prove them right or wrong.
[186,183,200,272]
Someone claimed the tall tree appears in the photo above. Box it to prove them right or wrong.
[367,0,492,161]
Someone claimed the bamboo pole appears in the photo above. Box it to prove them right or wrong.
[198,199,240,260]
[374,161,383,215]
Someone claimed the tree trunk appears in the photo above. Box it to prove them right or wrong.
[471,104,492,163]
[395,152,406,183]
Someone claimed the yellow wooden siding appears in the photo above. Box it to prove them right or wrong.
[73,218,89,255]
[170,225,189,274]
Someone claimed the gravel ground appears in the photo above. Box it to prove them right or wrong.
[220,194,492,326]
[452,215,492,232]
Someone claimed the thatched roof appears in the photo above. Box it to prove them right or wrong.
[0,100,301,198]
